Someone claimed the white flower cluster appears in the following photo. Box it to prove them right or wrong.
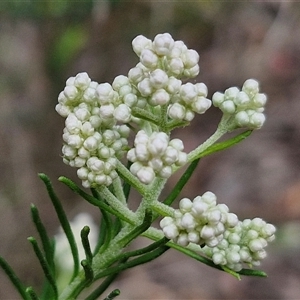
[212,79,267,129]
[129,33,212,122]
[56,72,130,187]
[127,130,187,184]
[160,192,276,271]
[202,217,276,271]
[160,192,239,247]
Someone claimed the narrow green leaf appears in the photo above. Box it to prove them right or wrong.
[237,268,267,277]
[85,274,122,300]
[81,226,93,264]
[59,176,134,225]
[30,204,55,271]
[38,173,79,280]
[27,237,58,299]
[0,255,29,300]
[94,245,169,280]
[163,158,200,207]
[117,209,152,248]
[81,259,94,285]
[197,130,252,159]
[131,107,160,125]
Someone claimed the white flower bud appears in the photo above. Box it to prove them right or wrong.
[140,49,158,69]
[77,167,89,180]
[135,144,149,161]
[78,147,90,159]
[183,65,199,78]
[180,83,197,103]
[202,191,217,205]
[182,49,199,68]
[112,75,130,91]
[128,66,144,83]
[64,86,78,101]
[150,89,170,106]
[74,107,90,121]
[242,79,259,95]
[114,104,131,122]
[158,166,172,178]
[201,225,215,239]
[225,87,240,99]
[74,72,91,90]
[179,198,193,212]
[235,91,250,107]
[220,100,236,114]
[253,93,267,107]
[81,122,94,136]
[166,77,182,94]
[168,103,186,120]
[62,145,77,159]
[56,103,71,117]
[168,57,184,75]
[124,93,138,107]
[83,136,98,151]
[212,92,225,106]
[132,35,152,56]
[136,166,155,184]
[192,97,212,114]
[249,112,265,128]
[138,78,153,96]
[235,111,250,127]
[67,135,82,148]
[226,251,240,264]
[181,213,196,230]
[188,231,200,244]
[176,233,189,246]
[195,82,208,97]
[153,33,174,56]
[149,69,168,89]
[99,104,115,119]
[96,83,116,105]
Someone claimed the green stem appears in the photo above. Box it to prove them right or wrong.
[81,226,93,264]
[26,287,40,300]
[98,186,137,224]
[187,118,229,163]
[116,160,146,195]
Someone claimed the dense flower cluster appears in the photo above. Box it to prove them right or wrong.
[56,72,130,187]
[160,192,276,271]
[212,79,267,129]
[127,130,187,184]
[129,33,212,122]
[56,33,268,188]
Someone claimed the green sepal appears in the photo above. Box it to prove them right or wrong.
[59,176,134,225]
[25,287,39,300]
[81,259,94,285]
[196,130,252,159]
[38,173,80,281]
[30,204,55,272]
[80,226,93,265]
[27,237,58,299]
[0,255,29,300]
[117,209,152,248]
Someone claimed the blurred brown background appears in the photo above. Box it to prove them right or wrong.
[0,1,300,299]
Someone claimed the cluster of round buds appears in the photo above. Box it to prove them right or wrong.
[128,33,211,122]
[160,192,239,247]
[212,79,267,129]
[202,217,276,271]
[56,72,131,187]
[127,130,187,184]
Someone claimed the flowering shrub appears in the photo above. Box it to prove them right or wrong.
[0,33,275,300]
